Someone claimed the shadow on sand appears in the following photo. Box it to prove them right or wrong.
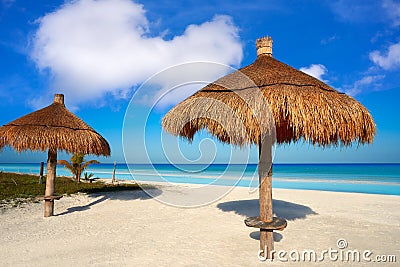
[56,187,162,216]
[217,198,317,242]
[217,199,317,220]
[250,231,283,242]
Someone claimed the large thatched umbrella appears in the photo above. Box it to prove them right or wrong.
[0,94,110,217]
[162,37,375,258]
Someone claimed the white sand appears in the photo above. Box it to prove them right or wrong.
[0,183,399,266]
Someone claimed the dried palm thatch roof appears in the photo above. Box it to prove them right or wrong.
[162,37,376,147]
[0,94,110,156]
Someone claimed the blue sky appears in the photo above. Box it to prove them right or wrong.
[0,0,399,164]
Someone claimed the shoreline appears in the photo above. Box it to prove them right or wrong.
[100,176,400,197]
[2,162,400,165]
[0,183,399,266]
[102,177,400,197]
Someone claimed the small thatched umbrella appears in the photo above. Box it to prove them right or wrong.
[0,94,110,217]
[162,37,375,258]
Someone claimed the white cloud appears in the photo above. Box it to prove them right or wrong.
[299,64,327,81]
[344,75,385,96]
[383,0,400,27]
[369,42,400,70]
[31,0,242,107]
[135,62,234,111]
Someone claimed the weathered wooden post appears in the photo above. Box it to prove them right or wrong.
[43,94,65,217]
[112,161,116,184]
[39,161,44,184]
[44,149,57,217]
[245,135,287,259]
[258,136,274,257]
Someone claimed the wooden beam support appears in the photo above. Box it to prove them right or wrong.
[44,149,57,217]
[258,135,274,259]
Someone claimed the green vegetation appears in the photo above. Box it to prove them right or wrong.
[83,172,94,181]
[0,172,141,203]
[58,153,100,183]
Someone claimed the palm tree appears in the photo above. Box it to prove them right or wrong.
[58,154,100,183]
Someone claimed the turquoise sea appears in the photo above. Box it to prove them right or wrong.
[1,163,400,196]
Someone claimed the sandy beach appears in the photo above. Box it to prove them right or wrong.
[1,183,399,266]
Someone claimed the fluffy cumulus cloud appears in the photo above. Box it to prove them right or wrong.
[369,42,400,70]
[383,0,400,27]
[31,0,242,107]
[299,64,327,81]
[344,75,385,96]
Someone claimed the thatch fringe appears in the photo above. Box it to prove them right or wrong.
[163,88,276,147]
[162,54,375,147]
[0,101,110,156]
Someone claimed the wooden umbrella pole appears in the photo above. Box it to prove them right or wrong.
[44,148,57,217]
[258,136,274,259]
[39,161,44,184]
[112,161,116,184]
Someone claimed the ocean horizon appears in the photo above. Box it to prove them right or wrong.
[1,163,399,196]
